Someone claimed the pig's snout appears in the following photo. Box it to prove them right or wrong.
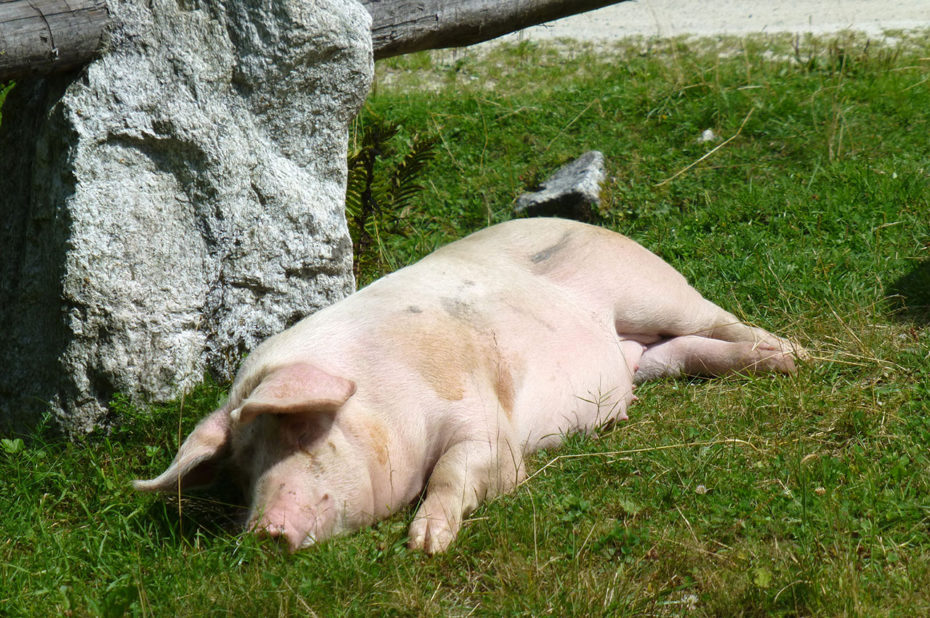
[249,489,332,552]
[250,515,315,552]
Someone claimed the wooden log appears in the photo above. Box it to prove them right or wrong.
[0,0,109,81]
[0,0,631,81]
[362,0,631,59]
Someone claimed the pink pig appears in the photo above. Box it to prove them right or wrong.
[135,218,803,553]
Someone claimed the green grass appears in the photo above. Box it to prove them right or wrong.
[3,31,930,615]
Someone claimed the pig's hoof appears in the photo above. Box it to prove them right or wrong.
[791,342,810,362]
[408,515,457,554]
[753,342,805,375]
[768,338,809,362]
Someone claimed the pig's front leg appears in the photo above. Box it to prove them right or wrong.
[634,335,799,384]
[408,438,524,554]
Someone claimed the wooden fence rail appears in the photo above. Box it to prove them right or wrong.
[0,0,629,81]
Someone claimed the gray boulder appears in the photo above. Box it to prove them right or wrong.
[516,151,605,220]
[0,0,373,435]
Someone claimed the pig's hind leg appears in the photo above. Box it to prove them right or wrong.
[634,335,798,384]
[616,289,803,357]
[408,437,524,554]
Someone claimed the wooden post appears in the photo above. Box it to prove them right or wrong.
[0,0,109,80]
[362,0,630,59]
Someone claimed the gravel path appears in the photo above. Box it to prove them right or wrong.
[503,0,930,41]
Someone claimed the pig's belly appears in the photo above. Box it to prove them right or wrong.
[503,310,637,454]
[430,269,639,454]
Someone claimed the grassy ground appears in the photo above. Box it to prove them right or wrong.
[2,32,929,616]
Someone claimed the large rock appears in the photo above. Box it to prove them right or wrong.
[0,0,373,435]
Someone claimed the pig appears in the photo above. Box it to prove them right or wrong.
[135,218,804,553]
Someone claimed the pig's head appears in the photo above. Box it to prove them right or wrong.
[134,363,374,551]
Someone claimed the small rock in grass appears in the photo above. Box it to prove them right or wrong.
[515,151,605,220]
[698,128,717,143]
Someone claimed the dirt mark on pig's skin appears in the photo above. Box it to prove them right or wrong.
[530,231,572,265]
[354,417,390,466]
[493,357,516,418]
[386,309,522,416]
[440,296,476,323]
[386,314,478,402]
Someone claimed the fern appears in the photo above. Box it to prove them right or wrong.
[0,81,15,127]
[346,114,437,280]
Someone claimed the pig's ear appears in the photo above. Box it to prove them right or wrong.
[232,363,357,425]
[133,407,231,492]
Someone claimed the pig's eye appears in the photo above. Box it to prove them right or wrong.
[278,414,333,452]
[297,429,314,450]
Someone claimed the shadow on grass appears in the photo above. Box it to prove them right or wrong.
[887,259,930,326]
[141,479,248,546]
